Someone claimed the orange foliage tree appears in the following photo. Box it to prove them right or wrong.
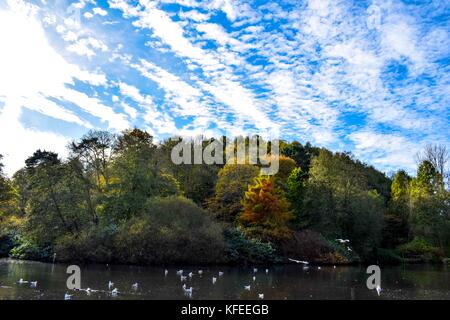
[238,176,293,242]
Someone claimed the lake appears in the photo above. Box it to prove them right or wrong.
[0,258,449,300]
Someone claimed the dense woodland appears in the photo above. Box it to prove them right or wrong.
[0,128,449,265]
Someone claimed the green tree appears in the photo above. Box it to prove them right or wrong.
[305,149,384,259]
[208,164,259,222]
[23,150,90,246]
[286,167,308,228]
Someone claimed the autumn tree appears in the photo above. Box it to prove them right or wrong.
[238,176,293,242]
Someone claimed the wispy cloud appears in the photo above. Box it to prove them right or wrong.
[0,0,448,175]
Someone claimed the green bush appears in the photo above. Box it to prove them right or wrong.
[224,228,279,265]
[54,224,116,263]
[9,236,53,261]
[397,237,444,261]
[114,196,226,265]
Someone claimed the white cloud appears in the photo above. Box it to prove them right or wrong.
[92,7,108,16]
[0,0,128,174]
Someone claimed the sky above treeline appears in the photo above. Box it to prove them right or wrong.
[0,0,449,176]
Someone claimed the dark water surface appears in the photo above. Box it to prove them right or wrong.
[0,258,448,300]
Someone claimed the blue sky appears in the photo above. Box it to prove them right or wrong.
[0,0,449,175]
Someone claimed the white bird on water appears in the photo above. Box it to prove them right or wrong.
[30,281,37,288]
[176,270,184,276]
[18,279,29,284]
[253,268,258,273]
[111,288,119,296]
[64,293,72,300]
[180,275,187,282]
[258,293,264,299]
[188,272,193,278]
[108,281,114,290]
[198,270,203,275]
[336,239,350,244]
[182,284,193,295]
[317,266,321,270]
[265,269,269,274]
[132,283,139,291]
[244,285,251,291]
[212,277,217,284]
[376,285,382,296]
[218,271,224,277]
[165,269,169,277]
[288,258,309,265]
[253,276,256,282]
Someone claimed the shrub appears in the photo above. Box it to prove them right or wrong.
[397,237,444,261]
[114,196,226,265]
[9,236,53,261]
[54,225,116,263]
[224,228,279,265]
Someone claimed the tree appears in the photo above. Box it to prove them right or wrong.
[105,129,179,221]
[279,140,319,172]
[23,150,90,245]
[408,160,450,251]
[208,164,259,222]
[238,176,293,242]
[286,167,308,228]
[383,170,412,248]
[416,143,449,181]
[69,130,115,192]
[305,149,384,259]
[0,154,15,214]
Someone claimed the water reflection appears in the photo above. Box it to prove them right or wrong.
[0,259,448,300]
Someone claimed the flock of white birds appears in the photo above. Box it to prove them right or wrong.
[9,239,382,300]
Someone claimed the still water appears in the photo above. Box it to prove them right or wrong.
[0,258,449,300]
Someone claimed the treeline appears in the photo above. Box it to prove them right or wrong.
[0,129,449,265]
